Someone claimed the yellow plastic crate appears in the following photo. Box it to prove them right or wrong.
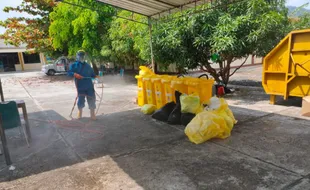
[162,76,177,103]
[171,77,188,95]
[143,76,156,105]
[151,75,166,109]
[135,75,147,106]
[185,75,214,103]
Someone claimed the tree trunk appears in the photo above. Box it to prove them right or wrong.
[222,58,233,86]
[200,63,221,84]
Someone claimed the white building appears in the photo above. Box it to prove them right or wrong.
[0,40,45,72]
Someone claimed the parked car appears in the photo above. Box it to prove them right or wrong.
[42,56,73,76]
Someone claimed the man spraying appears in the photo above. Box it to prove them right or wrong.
[68,50,97,120]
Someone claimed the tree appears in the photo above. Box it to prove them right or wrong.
[290,11,310,30]
[153,0,289,85]
[49,0,115,59]
[0,0,56,52]
[106,11,150,69]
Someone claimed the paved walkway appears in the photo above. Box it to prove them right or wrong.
[0,71,309,189]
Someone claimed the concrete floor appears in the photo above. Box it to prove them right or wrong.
[0,69,309,190]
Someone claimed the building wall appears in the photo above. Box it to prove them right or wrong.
[15,64,22,71]
[17,52,43,71]
[23,63,42,71]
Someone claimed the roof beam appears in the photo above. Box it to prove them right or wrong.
[97,0,160,15]
[150,0,205,17]
[95,0,149,16]
[150,0,178,7]
[125,0,168,11]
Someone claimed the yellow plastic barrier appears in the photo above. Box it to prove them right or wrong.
[151,75,166,109]
[263,29,310,104]
[135,75,147,106]
[186,75,214,103]
[143,76,156,105]
[171,77,188,95]
[162,76,177,103]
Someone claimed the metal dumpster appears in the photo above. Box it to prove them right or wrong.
[263,29,310,104]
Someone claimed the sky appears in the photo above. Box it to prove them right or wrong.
[0,0,310,34]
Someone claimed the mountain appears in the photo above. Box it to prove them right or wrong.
[287,5,310,17]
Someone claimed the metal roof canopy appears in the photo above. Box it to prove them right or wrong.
[96,0,207,19]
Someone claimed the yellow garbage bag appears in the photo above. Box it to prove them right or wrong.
[141,104,156,115]
[180,94,203,114]
[184,111,231,144]
[205,96,228,111]
[185,96,237,144]
[212,109,235,130]
[205,96,237,128]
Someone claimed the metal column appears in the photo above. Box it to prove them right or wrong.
[148,17,156,73]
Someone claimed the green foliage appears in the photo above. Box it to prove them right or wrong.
[0,0,56,52]
[153,0,289,84]
[107,11,149,68]
[292,13,310,30]
[49,0,114,57]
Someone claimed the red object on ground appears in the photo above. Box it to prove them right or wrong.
[217,86,225,97]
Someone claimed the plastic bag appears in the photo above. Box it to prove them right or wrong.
[185,97,237,144]
[180,94,203,114]
[167,104,181,125]
[213,109,235,130]
[152,102,176,122]
[175,91,182,104]
[185,111,231,144]
[181,113,196,126]
[205,96,237,128]
[205,96,228,111]
[141,104,156,115]
[167,91,182,125]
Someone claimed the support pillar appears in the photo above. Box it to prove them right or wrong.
[270,95,276,105]
[39,53,45,65]
[18,52,25,71]
[148,17,156,73]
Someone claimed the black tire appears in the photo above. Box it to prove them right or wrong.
[47,69,56,76]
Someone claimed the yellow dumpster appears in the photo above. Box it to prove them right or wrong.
[151,75,166,109]
[135,75,147,106]
[263,29,310,104]
[143,76,156,105]
[162,76,177,103]
[186,74,214,103]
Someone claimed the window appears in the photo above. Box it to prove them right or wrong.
[56,59,65,65]
[23,53,40,64]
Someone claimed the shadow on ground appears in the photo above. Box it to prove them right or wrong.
[225,85,303,107]
[230,80,262,87]
[0,102,310,189]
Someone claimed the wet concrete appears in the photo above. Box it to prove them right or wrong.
[0,71,309,189]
